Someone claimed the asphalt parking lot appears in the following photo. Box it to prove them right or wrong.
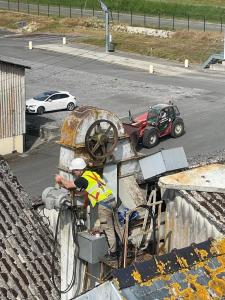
[2,32,225,196]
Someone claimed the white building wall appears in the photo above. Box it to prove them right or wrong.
[0,61,26,154]
[0,135,24,154]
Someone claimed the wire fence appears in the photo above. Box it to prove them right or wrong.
[0,0,224,32]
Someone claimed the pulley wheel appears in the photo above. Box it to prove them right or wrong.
[85,119,118,160]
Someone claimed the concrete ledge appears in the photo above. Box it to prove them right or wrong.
[209,64,225,71]
[40,124,60,140]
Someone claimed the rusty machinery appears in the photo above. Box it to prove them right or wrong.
[42,106,182,298]
[59,105,137,165]
[57,106,164,257]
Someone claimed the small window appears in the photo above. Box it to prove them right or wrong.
[59,94,69,99]
[49,94,65,100]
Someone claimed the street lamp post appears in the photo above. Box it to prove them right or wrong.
[99,0,110,53]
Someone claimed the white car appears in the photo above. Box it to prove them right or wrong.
[26,90,77,114]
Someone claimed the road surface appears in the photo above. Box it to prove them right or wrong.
[1,31,225,196]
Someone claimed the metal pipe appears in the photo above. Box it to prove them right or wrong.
[105,11,109,53]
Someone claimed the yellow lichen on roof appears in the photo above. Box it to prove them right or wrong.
[208,277,225,298]
[113,278,120,289]
[115,239,225,299]
[176,256,189,268]
[203,254,225,298]
[140,274,171,287]
[131,270,142,284]
[156,260,167,274]
[169,273,211,300]
[194,248,209,260]
[211,239,225,256]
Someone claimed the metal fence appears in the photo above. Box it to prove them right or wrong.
[0,0,224,32]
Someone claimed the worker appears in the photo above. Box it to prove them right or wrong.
[55,157,119,261]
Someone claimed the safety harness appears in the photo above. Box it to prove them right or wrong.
[82,171,113,207]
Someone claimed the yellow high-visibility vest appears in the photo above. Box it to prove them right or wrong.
[82,170,113,207]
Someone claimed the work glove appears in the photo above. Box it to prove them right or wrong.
[55,174,63,183]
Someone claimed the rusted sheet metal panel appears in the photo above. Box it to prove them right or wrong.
[0,61,26,138]
[58,146,94,177]
[119,160,139,178]
[159,163,225,193]
[113,138,137,162]
[119,175,146,209]
[58,146,74,178]
[103,164,118,199]
[163,190,223,252]
[60,106,126,148]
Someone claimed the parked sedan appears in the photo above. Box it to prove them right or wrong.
[26,91,77,114]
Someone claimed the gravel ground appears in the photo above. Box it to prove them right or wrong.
[187,149,225,167]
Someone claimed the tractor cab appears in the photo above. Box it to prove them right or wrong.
[124,103,184,149]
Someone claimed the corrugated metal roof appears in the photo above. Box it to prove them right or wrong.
[0,58,31,69]
[0,156,60,299]
[112,239,225,299]
[180,190,225,234]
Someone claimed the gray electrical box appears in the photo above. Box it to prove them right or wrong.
[78,231,108,264]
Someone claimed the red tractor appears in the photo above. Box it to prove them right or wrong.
[123,103,185,148]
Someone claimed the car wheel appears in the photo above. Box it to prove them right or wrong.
[37,107,45,115]
[171,118,185,138]
[67,102,76,111]
[143,127,159,148]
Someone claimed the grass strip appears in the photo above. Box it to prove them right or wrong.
[4,0,225,22]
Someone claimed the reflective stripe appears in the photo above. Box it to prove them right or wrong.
[82,170,113,207]
[86,183,99,194]
[86,173,106,187]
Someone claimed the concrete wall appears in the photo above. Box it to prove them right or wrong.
[0,134,24,155]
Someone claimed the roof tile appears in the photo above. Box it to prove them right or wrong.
[0,157,60,299]
[113,239,225,299]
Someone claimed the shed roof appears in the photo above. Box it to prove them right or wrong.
[0,58,31,69]
[159,163,225,235]
[112,238,225,299]
[0,157,59,299]
[158,163,225,193]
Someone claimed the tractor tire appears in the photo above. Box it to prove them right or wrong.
[143,127,159,148]
[171,118,185,138]
[37,106,45,115]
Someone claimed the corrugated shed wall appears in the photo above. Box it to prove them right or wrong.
[0,61,26,138]
[164,190,224,252]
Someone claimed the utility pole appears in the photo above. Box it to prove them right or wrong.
[99,0,109,53]
[224,31,225,60]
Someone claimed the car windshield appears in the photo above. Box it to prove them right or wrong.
[33,91,58,101]
[147,107,161,123]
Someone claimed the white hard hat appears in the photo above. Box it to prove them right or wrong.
[69,158,87,170]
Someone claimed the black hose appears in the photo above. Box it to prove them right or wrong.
[51,202,80,295]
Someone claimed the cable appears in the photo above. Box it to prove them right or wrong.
[51,201,81,295]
